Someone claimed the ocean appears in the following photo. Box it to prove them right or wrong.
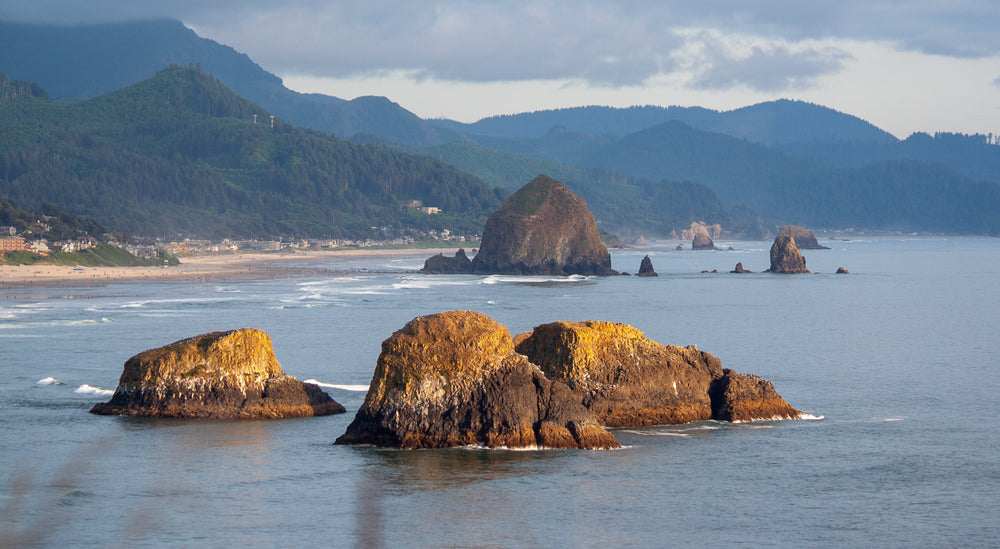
[2,238,998,548]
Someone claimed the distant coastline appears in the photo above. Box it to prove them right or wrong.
[0,247,466,288]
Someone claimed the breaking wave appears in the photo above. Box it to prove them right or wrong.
[303,379,369,392]
[74,384,114,397]
[37,376,65,385]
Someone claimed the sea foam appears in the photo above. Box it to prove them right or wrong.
[303,379,369,392]
[37,376,65,386]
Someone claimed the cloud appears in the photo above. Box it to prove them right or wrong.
[2,0,998,89]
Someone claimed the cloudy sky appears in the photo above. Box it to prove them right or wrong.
[4,1,1000,138]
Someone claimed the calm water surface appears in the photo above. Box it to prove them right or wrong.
[2,238,998,547]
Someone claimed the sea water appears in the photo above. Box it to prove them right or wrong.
[1,238,998,547]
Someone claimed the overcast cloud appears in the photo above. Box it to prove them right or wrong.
[2,1,999,135]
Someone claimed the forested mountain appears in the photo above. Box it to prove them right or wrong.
[0,66,502,238]
[435,100,896,144]
[458,121,1000,234]
[0,19,459,147]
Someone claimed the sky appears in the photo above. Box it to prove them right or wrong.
[3,1,1000,139]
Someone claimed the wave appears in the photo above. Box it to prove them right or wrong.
[480,274,590,285]
[118,297,234,309]
[74,384,114,397]
[302,379,369,392]
[37,376,65,386]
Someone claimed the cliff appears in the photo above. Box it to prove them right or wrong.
[468,175,617,275]
[335,311,619,449]
[90,329,345,418]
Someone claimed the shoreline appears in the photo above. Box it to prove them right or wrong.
[0,247,465,288]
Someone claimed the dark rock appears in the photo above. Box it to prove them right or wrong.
[766,235,809,273]
[468,175,617,276]
[692,232,716,250]
[675,245,684,251]
[421,248,473,273]
[731,262,752,273]
[90,329,345,418]
[776,225,828,249]
[335,311,619,450]
[836,266,850,274]
[637,255,658,277]
[708,369,802,422]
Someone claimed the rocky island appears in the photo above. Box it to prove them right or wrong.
[90,328,345,418]
[337,311,804,449]
[422,175,617,276]
[766,234,810,273]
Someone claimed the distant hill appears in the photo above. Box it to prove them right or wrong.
[435,100,896,145]
[0,19,459,147]
[458,121,1000,234]
[0,66,502,239]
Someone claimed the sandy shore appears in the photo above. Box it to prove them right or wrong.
[0,248,464,288]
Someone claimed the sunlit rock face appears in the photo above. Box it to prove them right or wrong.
[335,311,619,450]
[469,175,617,276]
[709,370,802,422]
[90,329,345,418]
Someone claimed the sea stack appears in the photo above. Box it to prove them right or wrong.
[709,370,803,422]
[766,235,810,273]
[776,225,829,250]
[692,231,716,250]
[637,255,658,277]
[421,248,473,273]
[426,174,616,275]
[90,329,345,418]
[335,311,620,450]
[731,262,751,273]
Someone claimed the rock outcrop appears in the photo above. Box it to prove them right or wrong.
[515,321,723,427]
[421,248,473,274]
[335,311,619,450]
[776,225,828,250]
[468,175,617,276]
[515,320,802,426]
[836,266,850,274]
[766,235,809,273]
[731,262,751,273]
[637,255,658,277]
[692,232,716,250]
[708,370,802,422]
[90,329,345,418]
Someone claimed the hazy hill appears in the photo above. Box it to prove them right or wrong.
[436,100,896,145]
[0,66,502,238]
[460,121,1000,234]
[0,19,459,146]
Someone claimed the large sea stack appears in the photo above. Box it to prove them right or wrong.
[776,225,829,250]
[766,235,810,273]
[515,320,802,426]
[90,329,345,418]
[692,231,716,250]
[335,311,620,450]
[460,175,616,275]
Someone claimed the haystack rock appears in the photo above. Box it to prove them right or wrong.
[421,248,473,273]
[731,262,752,273]
[692,232,716,250]
[709,370,802,422]
[515,321,802,426]
[766,235,809,273]
[335,311,619,450]
[469,175,617,276]
[637,255,658,277]
[776,225,829,250]
[90,329,345,418]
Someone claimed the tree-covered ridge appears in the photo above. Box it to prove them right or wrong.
[0,66,503,239]
[0,73,48,104]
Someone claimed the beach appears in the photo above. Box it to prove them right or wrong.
[0,247,463,288]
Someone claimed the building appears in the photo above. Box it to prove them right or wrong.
[0,236,27,252]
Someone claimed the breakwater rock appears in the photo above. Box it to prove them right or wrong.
[90,329,345,418]
[335,311,620,450]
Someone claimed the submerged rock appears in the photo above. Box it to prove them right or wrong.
[709,370,802,422]
[335,311,619,450]
[463,175,617,276]
[766,235,809,273]
[90,329,345,418]
[637,255,658,277]
[516,320,802,426]
[776,225,828,250]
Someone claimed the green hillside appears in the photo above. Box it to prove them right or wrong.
[0,66,503,239]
